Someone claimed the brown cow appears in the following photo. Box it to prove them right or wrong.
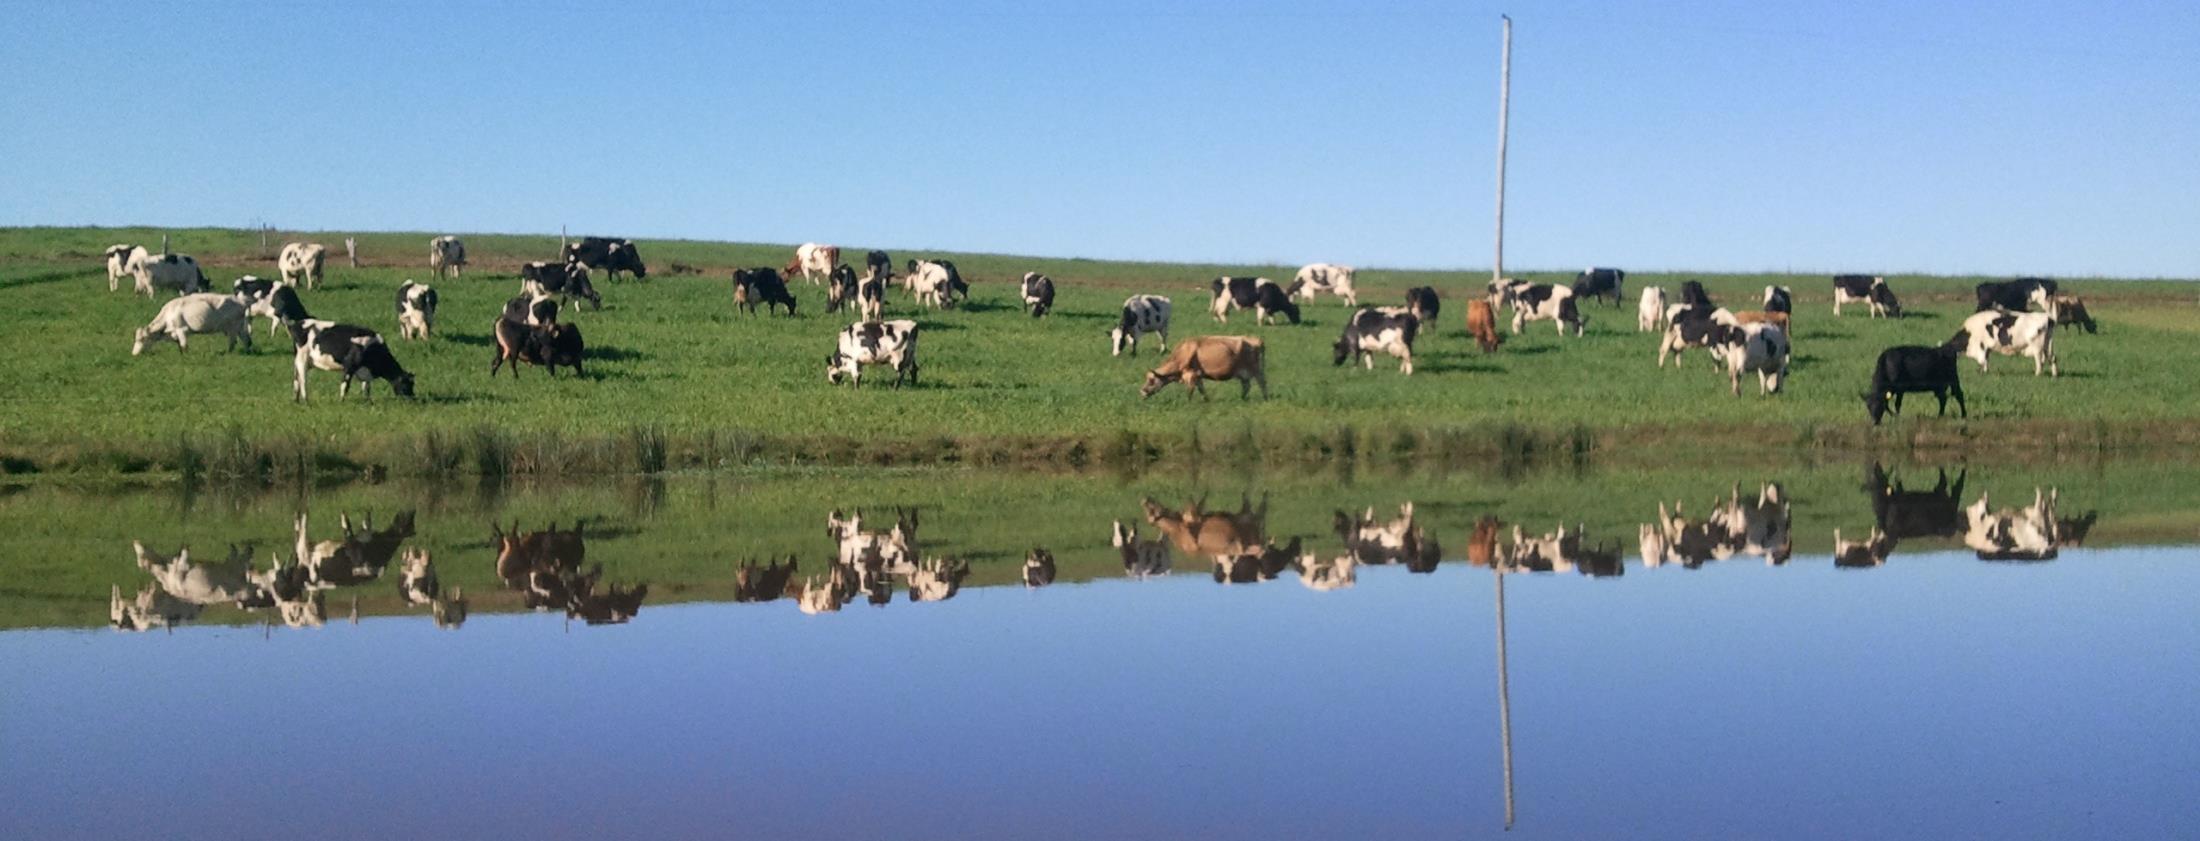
[1467,516,1502,568]
[1140,336,1268,400]
[1730,310,1791,331]
[1142,494,1299,584]
[2052,295,2098,334]
[1466,299,1502,353]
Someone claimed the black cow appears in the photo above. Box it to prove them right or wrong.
[825,264,860,314]
[1862,344,1966,425]
[866,250,892,279]
[523,261,602,310]
[1868,464,1967,542]
[1975,277,2056,313]
[1021,272,1056,317]
[1404,286,1440,323]
[732,268,798,316]
[1210,276,1301,325]
[1571,267,1625,308]
[734,557,801,603]
[564,237,647,283]
[1679,280,1714,308]
[293,324,415,400]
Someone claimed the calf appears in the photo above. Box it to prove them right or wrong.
[1292,263,1359,306]
[278,242,327,289]
[429,236,466,278]
[521,261,601,310]
[2053,295,2098,334]
[1707,323,1790,396]
[395,280,438,340]
[132,293,253,355]
[126,250,206,298]
[1571,267,1625,308]
[857,268,888,322]
[1140,336,1267,400]
[1021,272,1056,317]
[732,268,798,316]
[1501,282,1585,336]
[1763,285,1792,314]
[1953,309,2058,376]
[1333,307,1419,375]
[293,323,415,399]
[825,264,860,314]
[1975,277,2056,315]
[827,319,919,388]
[1111,294,1172,356]
[788,243,840,285]
[1465,299,1502,352]
[1404,286,1440,323]
[1637,286,1668,332]
[1862,344,1966,425]
[564,236,647,282]
[1209,276,1300,325]
[103,244,137,291]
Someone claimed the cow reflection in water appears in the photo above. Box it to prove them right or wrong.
[1333,503,1443,572]
[1111,521,1173,579]
[398,548,468,629]
[1639,483,1793,569]
[910,558,971,601]
[1294,554,1357,591]
[735,556,801,603]
[1024,549,1057,588]
[1141,494,1301,585]
[294,511,416,590]
[1835,466,1967,567]
[112,541,325,631]
[493,522,647,625]
[1503,524,1624,577]
[1965,489,2064,562]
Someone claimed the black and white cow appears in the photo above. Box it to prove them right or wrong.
[395,280,438,340]
[827,319,919,388]
[521,261,601,310]
[1111,294,1172,356]
[1333,307,1419,375]
[1965,489,2062,562]
[1678,279,1714,309]
[825,264,859,314]
[1862,344,1966,425]
[857,268,888,322]
[1655,306,1731,367]
[564,237,647,283]
[1292,263,1359,306]
[278,242,327,289]
[1021,272,1056,317]
[732,268,798,316]
[1763,285,1792,314]
[293,323,415,400]
[103,244,138,291]
[1404,286,1440,323]
[255,285,330,343]
[866,250,892,279]
[1501,282,1585,336]
[429,236,467,278]
[1209,276,1300,325]
[1571,267,1625,308]
[1975,277,2057,315]
[1953,309,2058,376]
[904,261,956,309]
[1707,323,1790,396]
[126,250,207,298]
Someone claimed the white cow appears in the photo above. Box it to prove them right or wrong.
[1637,286,1668,332]
[125,249,206,298]
[791,243,839,285]
[132,293,253,355]
[1708,322,1790,396]
[103,244,138,292]
[279,242,327,289]
[1963,489,2061,561]
[1110,295,1172,356]
[905,262,954,309]
[1955,309,2059,376]
[429,236,467,279]
[1294,553,1358,591]
[132,542,265,606]
[908,557,970,602]
[1292,263,1359,306]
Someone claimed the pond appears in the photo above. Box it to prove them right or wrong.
[2,462,2194,839]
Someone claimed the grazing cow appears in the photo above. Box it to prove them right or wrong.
[278,242,326,289]
[1292,263,1360,306]
[1952,309,2058,376]
[1332,307,1419,375]
[1975,277,2057,315]
[1862,344,1966,425]
[103,244,137,291]
[904,261,955,309]
[1209,276,1301,325]
[857,268,888,322]
[827,319,919,388]
[1021,272,1056,317]
[293,323,415,399]
[1111,294,1172,356]
[1571,267,1625,308]
[1140,336,1267,400]
[1678,280,1713,309]
[125,249,207,298]
[825,264,860,314]
[788,243,841,285]
[905,258,968,303]
[866,250,892,279]
[2053,295,2098,334]
[132,293,253,355]
[1500,282,1585,336]
[1465,299,1502,353]
[564,236,647,282]
[1111,521,1174,579]
[1637,286,1668,332]
[1964,489,2062,562]
[397,548,440,606]
[110,583,201,631]
[732,268,798,316]
[521,260,601,310]
[428,236,467,278]
[1404,286,1440,323]
[1831,274,1902,318]
[491,317,584,378]
[1023,548,1057,589]
[395,280,438,340]
[1763,285,1792,314]
[1707,323,1790,396]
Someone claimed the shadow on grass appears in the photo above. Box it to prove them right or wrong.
[951,300,1018,315]
[1502,344,1562,356]
[0,268,101,289]
[1419,360,1507,375]
[592,345,649,363]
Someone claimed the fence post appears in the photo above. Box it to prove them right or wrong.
[346,237,358,268]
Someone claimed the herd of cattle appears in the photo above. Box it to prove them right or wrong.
[110,465,2093,631]
[101,235,2104,421]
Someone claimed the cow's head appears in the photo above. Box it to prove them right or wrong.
[1331,333,1354,366]
[1872,284,1903,317]
[1862,390,1893,426]
[1139,369,1170,399]
[130,327,152,356]
[825,352,848,384]
[1109,327,1131,357]
[390,371,417,398]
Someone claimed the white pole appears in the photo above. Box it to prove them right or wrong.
[1495,565,1516,830]
[1494,14,1512,288]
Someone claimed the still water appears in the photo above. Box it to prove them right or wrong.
[2,464,2194,839]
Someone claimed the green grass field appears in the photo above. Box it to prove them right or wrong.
[3,225,2197,477]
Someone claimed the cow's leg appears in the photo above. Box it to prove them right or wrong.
[293,354,310,402]
[173,329,189,352]
[1510,312,1524,334]
[1400,348,1413,376]
[1362,352,1374,370]
[1951,383,1968,418]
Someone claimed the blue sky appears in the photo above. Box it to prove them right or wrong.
[3,0,2194,276]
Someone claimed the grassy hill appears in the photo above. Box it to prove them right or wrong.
[2,225,2197,479]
